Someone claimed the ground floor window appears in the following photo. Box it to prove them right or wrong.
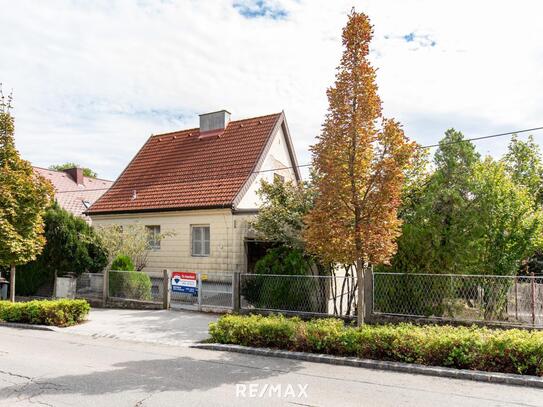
[191,225,210,257]
[146,225,161,250]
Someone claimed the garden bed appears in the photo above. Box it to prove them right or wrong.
[209,314,543,376]
[0,299,90,327]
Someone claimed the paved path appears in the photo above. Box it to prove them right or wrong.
[58,308,218,346]
[0,326,542,406]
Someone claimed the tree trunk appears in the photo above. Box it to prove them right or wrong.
[9,264,16,302]
[356,258,364,326]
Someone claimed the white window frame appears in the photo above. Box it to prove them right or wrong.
[146,225,161,250]
[191,225,210,257]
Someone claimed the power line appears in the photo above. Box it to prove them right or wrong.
[420,126,543,149]
[52,125,543,192]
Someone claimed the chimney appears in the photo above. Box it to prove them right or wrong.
[64,167,84,185]
[199,110,230,138]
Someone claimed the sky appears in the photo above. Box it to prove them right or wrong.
[1,0,543,180]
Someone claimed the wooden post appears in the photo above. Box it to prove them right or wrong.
[163,269,170,310]
[364,265,373,324]
[9,264,15,302]
[233,271,240,312]
[531,272,536,326]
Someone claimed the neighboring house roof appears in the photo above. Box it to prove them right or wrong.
[33,167,113,221]
[87,111,299,215]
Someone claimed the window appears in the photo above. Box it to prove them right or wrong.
[274,173,285,183]
[191,225,210,257]
[146,225,161,250]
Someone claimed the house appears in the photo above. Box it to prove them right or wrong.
[86,110,300,275]
[33,166,113,223]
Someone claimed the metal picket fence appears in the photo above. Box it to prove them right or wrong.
[373,272,543,327]
[240,273,358,318]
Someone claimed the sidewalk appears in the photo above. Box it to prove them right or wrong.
[58,308,218,346]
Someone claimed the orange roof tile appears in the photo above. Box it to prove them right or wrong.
[87,112,283,214]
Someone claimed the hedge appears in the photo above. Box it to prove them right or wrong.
[0,299,90,327]
[209,314,543,376]
[109,271,152,301]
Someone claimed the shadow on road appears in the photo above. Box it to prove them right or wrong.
[0,351,303,398]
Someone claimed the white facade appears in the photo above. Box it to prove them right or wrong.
[236,126,297,209]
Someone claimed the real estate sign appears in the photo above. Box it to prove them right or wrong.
[171,271,198,295]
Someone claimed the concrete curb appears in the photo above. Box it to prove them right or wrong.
[193,343,543,389]
[0,321,55,332]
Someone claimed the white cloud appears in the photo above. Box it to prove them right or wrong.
[1,0,543,179]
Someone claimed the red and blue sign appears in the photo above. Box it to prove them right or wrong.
[171,272,197,295]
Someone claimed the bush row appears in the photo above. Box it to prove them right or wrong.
[209,314,543,376]
[0,299,90,327]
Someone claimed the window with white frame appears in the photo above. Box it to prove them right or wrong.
[191,225,210,257]
[146,225,161,250]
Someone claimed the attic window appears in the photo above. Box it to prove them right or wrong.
[274,173,285,183]
[82,200,91,208]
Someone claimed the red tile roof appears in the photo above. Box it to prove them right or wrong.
[33,167,113,222]
[87,112,283,214]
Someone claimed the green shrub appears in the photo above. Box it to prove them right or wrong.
[241,247,325,313]
[0,299,90,326]
[110,254,135,271]
[109,271,152,301]
[209,315,543,376]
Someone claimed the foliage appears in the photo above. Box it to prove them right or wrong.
[95,224,172,270]
[0,299,90,326]
[251,178,314,250]
[502,135,543,203]
[0,88,54,299]
[502,135,543,274]
[241,247,324,312]
[110,254,135,271]
[387,131,543,280]
[0,89,53,267]
[16,203,107,295]
[209,314,543,376]
[48,162,98,178]
[109,271,152,301]
[304,10,415,269]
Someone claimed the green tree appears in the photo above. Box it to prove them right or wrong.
[48,162,98,178]
[502,135,543,203]
[16,203,108,295]
[251,177,314,250]
[470,158,543,276]
[0,89,53,301]
[388,129,481,275]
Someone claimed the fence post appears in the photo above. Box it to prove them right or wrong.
[102,268,109,305]
[531,272,536,326]
[197,272,203,311]
[514,276,518,321]
[364,266,373,324]
[163,269,170,310]
[233,271,240,312]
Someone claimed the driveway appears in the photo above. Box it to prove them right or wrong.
[58,308,218,346]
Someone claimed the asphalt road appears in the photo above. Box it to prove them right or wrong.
[0,326,541,407]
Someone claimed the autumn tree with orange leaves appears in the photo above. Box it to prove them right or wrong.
[304,10,416,325]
